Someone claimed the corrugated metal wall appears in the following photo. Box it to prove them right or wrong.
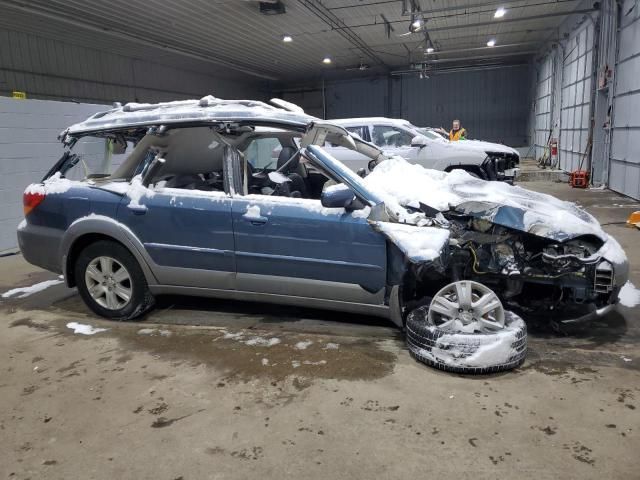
[534,55,555,160]
[0,29,265,104]
[398,66,531,147]
[280,65,532,147]
[558,21,595,172]
[326,77,389,120]
[609,0,640,199]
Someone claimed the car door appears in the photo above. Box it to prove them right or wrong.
[370,124,418,161]
[231,123,386,305]
[231,194,387,304]
[116,132,235,290]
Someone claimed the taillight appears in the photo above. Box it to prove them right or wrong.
[23,189,46,215]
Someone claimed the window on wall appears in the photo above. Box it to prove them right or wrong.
[371,125,414,148]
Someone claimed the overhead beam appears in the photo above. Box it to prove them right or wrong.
[297,0,387,68]
[390,62,529,76]
[411,0,580,16]
[329,0,580,13]
[427,8,596,33]
[343,27,559,54]
[421,50,537,63]
[332,8,596,32]
[422,42,542,56]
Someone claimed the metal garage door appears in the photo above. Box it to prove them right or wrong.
[559,22,595,172]
[609,0,640,200]
[534,55,554,160]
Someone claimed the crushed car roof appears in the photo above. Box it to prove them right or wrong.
[62,96,316,137]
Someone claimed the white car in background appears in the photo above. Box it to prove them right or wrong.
[326,117,520,183]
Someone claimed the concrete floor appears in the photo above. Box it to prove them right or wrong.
[1,181,639,480]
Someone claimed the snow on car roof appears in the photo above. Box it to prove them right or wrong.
[63,95,316,137]
[329,117,412,127]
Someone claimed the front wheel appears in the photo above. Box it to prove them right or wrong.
[74,240,154,320]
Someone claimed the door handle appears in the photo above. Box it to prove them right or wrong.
[128,204,148,215]
[243,214,268,225]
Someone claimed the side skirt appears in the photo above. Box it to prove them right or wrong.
[148,285,393,321]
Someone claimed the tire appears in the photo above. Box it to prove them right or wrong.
[74,240,154,320]
[406,305,527,374]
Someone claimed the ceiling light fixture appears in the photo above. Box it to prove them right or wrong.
[426,47,434,53]
[494,7,506,18]
[487,39,496,47]
[322,56,332,64]
[282,34,293,42]
[411,18,422,29]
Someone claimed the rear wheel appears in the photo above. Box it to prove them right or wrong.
[75,240,154,320]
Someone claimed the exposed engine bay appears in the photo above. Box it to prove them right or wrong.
[401,208,618,323]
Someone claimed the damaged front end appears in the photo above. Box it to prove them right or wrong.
[444,212,624,324]
[385,204,627,326]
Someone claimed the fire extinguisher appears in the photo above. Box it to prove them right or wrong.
[550,138,558,167]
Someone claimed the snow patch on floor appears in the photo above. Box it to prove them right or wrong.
[294,340,313,350]
[137,328,172,337]
[2,279,64,299]
[220,330,281,347]
[66,322,108,335]
[302,360,327,366]
[245,336,281,347]
[618,282,640,307]
[223,331,244,340]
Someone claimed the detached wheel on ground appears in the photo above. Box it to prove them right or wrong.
[74,240,154,320]
[405,280,527,374]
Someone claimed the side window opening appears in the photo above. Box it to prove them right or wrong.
[345,126,367,141]
[243,144,349,203]
[145,127,226,193]
[57,136,134,181]
[371,125,414,148]
[243,137,282,171]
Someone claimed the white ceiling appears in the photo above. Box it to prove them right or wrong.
[0,0,593,82]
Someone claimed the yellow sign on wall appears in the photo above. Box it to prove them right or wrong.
[12,91,27,99]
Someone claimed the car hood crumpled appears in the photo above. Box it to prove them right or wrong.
[361,156,606,242]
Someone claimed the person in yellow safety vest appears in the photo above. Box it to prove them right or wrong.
[449,119,467,141]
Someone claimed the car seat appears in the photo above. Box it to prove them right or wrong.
[276,147,309,198]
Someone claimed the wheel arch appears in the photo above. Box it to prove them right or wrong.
[62,217,157,288]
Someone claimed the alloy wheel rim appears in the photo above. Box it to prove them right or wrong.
[84,256,132,310]
[427,280,505,333]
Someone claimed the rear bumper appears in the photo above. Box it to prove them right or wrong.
[17,222,63,274]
